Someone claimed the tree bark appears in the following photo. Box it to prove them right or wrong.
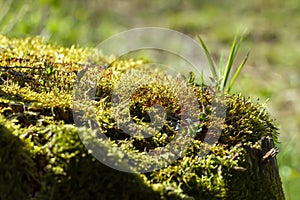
[228,136,285,199]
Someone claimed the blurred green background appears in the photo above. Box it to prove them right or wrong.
[1,0,299,199]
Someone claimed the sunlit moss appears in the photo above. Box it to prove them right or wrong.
[0,35,284,199]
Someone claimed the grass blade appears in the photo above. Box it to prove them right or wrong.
[195,31,248,93]
[221,34,239,90]
[218,51,225,78]
[226,51,250,93]
[196,34,218,80]
[221,31,247,91]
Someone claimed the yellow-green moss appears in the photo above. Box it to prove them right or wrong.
[0,35,284,199]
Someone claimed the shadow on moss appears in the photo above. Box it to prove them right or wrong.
[0,116,39,200]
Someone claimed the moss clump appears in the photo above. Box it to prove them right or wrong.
[0,35,284,199]
[0,115,38,199]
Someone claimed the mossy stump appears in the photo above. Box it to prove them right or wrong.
[0,35,284,199]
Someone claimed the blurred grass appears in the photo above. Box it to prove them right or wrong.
[1,0,300,199]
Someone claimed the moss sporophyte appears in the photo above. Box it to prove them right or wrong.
[0,34,284,199]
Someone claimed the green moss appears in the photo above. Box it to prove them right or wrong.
[0,115,38,200]
[0,35,284,199]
